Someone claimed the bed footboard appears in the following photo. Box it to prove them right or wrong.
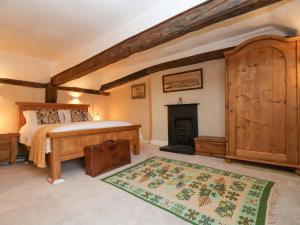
[48,125,141,182]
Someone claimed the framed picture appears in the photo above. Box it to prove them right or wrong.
[162,69,203,93]
[131,84,146,99]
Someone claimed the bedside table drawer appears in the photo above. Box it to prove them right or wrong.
[0,145,10,152]
[0,133,19,164]
[0,139,11,145]
[0,150,10,160]
[0,139,11,152]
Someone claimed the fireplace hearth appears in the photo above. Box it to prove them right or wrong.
[160,104,198,155]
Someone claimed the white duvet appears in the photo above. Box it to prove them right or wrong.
[20,121,133,153]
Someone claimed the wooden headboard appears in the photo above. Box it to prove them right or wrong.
[15,102,90,129]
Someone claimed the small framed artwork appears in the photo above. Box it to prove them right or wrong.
[162,69,203,93]
[131,84,146,99]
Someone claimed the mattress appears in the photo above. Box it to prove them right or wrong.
[19,121,133,153]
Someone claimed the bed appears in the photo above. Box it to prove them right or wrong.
[16,102,141,183]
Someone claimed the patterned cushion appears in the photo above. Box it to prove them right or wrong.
[36,109,60,125]
[71,109,89,122]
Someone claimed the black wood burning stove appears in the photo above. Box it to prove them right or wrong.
[160,104,198,155]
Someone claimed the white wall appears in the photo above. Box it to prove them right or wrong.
[0,85,109,133]
[57,91,109,121]
[106,59,225,146]
[0,50,53,133]
[0,50,110,133]
[151,59,225,145]
[0,50,56,82]
[0,58,225,145]
[107,77,151,142]
[0,84,45,133]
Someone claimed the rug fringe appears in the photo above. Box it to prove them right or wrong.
[266,182,278,225]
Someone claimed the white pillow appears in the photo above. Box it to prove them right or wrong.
[88,113,93,121]
[58,110,65,123]
[23,111,38,127]
[62,110,72,123]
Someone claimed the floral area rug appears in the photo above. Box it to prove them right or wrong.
[101,157,274,225]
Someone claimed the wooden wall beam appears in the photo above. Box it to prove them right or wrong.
[58,86,110,96]
[0,78,47,88]
[45,84,58,103]
[100,47,234,91]
[51,0,282,86]
[0,78,109,96]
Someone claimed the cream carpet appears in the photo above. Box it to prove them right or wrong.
[0,144,299,225]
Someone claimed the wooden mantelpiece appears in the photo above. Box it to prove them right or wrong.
[164,103,199,107]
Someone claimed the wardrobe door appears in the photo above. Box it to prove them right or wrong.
[226,40,298,164]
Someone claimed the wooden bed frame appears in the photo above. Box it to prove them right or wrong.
[16,102,141,183]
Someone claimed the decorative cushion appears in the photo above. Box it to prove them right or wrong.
[71,109,89,122]
[36,109,60,125]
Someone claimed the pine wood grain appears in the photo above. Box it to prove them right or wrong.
[0,133,19,164]
[50,138,62,181]
[225,35,300,170]
[16,102,141,181]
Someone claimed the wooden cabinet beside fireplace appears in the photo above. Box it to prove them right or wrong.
[224,35,300,174]
[194,136,225,158]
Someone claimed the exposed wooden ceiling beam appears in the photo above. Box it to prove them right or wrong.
[0,78,109,96]
[58,86,110,96]
[0,78,47,88]
[100,47,234,91]
[51,0,282,86]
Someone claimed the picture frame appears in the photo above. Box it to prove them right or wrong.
[131,84,146,99]
[162,69,203,93]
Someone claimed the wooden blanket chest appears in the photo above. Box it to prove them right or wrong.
[84,139,131,177]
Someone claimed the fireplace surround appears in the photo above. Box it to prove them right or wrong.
[160,104,198,155]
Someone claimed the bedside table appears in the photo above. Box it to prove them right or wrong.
[0,133,20,164]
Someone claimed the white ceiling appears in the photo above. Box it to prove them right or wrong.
[66,0,300,89]
[0,0,163,60]
[0,0,300,89]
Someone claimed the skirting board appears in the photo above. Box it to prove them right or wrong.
[150,139,168,146]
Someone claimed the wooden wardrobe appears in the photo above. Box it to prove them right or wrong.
[224,35,300,174]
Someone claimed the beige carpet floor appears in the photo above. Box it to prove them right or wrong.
[0,144,299,225]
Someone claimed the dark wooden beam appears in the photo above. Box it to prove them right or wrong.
[0,78,47,88]
[51,0,282,86]
[100,47,234,91]
[58,86,110,96]
[0,77,110,97]
[45,83,58,103]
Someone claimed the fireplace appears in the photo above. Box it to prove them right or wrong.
[160,104,198,155]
